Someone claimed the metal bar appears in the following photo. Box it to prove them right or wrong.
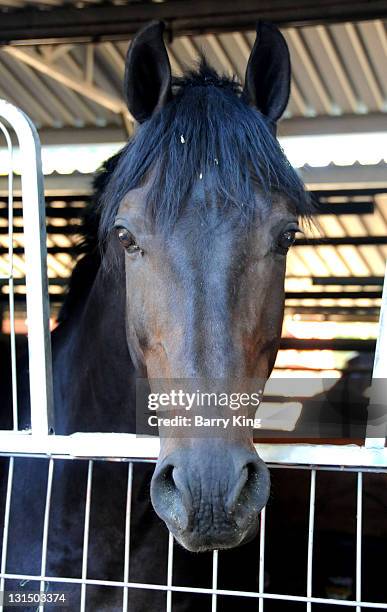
[39,458,54,611]
[0,119,18,431]
[0,246,86,255]
[285,291,382,300]
[312,188,387,198]
[4,434,387,467]
[0,294,66,305]
[356,472,363,612]
[166,532,174,612]
[313,202,375,215]
[280,338,376,351]
[80,460,93,612]
[279,112,387,138]
[0,457,14,612]
[0,100,54,436]
[0,292,66,304]
[0,225,83,235]
[365,262,387,448]
[122,462,133,612]
[211,549,218,612]
[0,200,90,209]
[296,237,387,246]
[258,506,266,612]
[285,306,380,316]
[312,277,384,287]
[0,278,69,287]
[2,0,387,44]
[306,470,316,612]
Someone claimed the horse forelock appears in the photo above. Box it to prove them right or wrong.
[95,59,311,248]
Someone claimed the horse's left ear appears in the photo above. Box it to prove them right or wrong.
[243,22,291,124]
[124,21,172,123]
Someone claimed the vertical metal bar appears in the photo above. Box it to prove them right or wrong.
[307,469,316,612]
[211,550,218,612]
[0,457,14,612]
[366,262,387,447]
[356,472,363,612]
[39,458,54,611]
[0,100,54,436]
[258,506,266,612]
[166,532,174,612]
[80,460,93,612]
[0,120,18,430]
[122,462,133,612]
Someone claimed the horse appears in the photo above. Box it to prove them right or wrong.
[1,20,311,611]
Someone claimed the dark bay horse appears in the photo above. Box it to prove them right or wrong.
[1,20,311,611]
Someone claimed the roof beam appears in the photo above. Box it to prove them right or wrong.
[285,290,382,299]
[285,305,380,316]
[301,163,387,190]
[1,111,383,147]
[312,276,384,286]
[3,46,128,116]
[280,337,376,351]
[279,111,387,136]
[296,236,387,246]
[1,0,387,45]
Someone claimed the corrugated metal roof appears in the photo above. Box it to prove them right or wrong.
[0,19,385,133]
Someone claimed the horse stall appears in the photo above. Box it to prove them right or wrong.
[0,4,387,612]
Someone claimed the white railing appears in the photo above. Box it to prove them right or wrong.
[0,99,54,437]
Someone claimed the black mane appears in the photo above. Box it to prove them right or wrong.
[98,60,310,242]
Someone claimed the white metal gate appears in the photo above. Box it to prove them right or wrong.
[1,99,387,611]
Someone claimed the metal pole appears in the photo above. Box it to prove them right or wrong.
[0,99,54,436]
[365,261,387,447]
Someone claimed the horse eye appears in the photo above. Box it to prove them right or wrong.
[277,229,297,254]
[116,226,142,254]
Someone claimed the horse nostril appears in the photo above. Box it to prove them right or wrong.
[162,464,177,492]
[227,459,270,528]
[151,462,190,531]
[246,461,260,486]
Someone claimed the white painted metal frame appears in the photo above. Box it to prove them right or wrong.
[0,99,54,437]
[1,101,387,611]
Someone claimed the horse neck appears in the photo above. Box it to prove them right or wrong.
[52,256,138,434]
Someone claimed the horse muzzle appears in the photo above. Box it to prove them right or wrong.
[150,441,270,552]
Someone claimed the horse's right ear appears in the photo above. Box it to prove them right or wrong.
[125,21,172,123]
